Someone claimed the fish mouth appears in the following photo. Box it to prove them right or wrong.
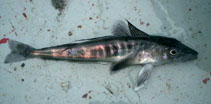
[183,50,198,61]
[189,54,198,60]
[190,49,198,59]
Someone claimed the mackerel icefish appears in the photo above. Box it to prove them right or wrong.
[4,20,198,91]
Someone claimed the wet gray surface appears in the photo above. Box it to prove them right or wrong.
[0,0,210,104]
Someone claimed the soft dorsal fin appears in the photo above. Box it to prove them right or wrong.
[126,20,150,37]
[111,20,130,36]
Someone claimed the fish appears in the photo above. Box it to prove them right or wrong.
[4,20,198,91]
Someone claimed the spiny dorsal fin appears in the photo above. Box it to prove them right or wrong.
[126,20,150,37]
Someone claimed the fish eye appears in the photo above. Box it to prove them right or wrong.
[170,49,177,55]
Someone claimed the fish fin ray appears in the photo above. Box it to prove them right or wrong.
[110,60,131,74]
[111,20,130,36]
[4,39,35,63]
[134,64,153,91]
[110,51,138,74]
[126,20,150,37]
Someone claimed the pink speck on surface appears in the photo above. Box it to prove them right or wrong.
[89,17,93,20]
[210,72,211,75]
[146,23,150,27]
[82,93,88,99]
[11,29,15,32]
[14,67,17,71]
[92,3,94,7]
[0,38,9,45]
[24,7,26,11]
[22,13,27,19]
[134,6,137,11]
[202,78,210,84]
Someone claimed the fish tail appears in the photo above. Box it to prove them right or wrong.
[4,39,35,63]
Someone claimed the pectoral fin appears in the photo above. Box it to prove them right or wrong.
[110,59,131,74]
[134,64,153,91]
[110,52,137,74]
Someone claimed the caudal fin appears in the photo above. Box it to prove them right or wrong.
[4,40,35,63]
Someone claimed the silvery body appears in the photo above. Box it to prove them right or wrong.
[4,21,198,91]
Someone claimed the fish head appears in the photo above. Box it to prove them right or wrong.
[153,36,198,64]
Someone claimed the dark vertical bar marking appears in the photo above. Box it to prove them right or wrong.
[105,45,111,57]
[112,45,118,56]
[98,48,104,57]
[120,42,126,55]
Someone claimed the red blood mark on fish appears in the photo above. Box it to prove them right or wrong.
[202,78,210,84]
[146,23,150,27]
[22,13,27,19]
[0,38,9,45]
